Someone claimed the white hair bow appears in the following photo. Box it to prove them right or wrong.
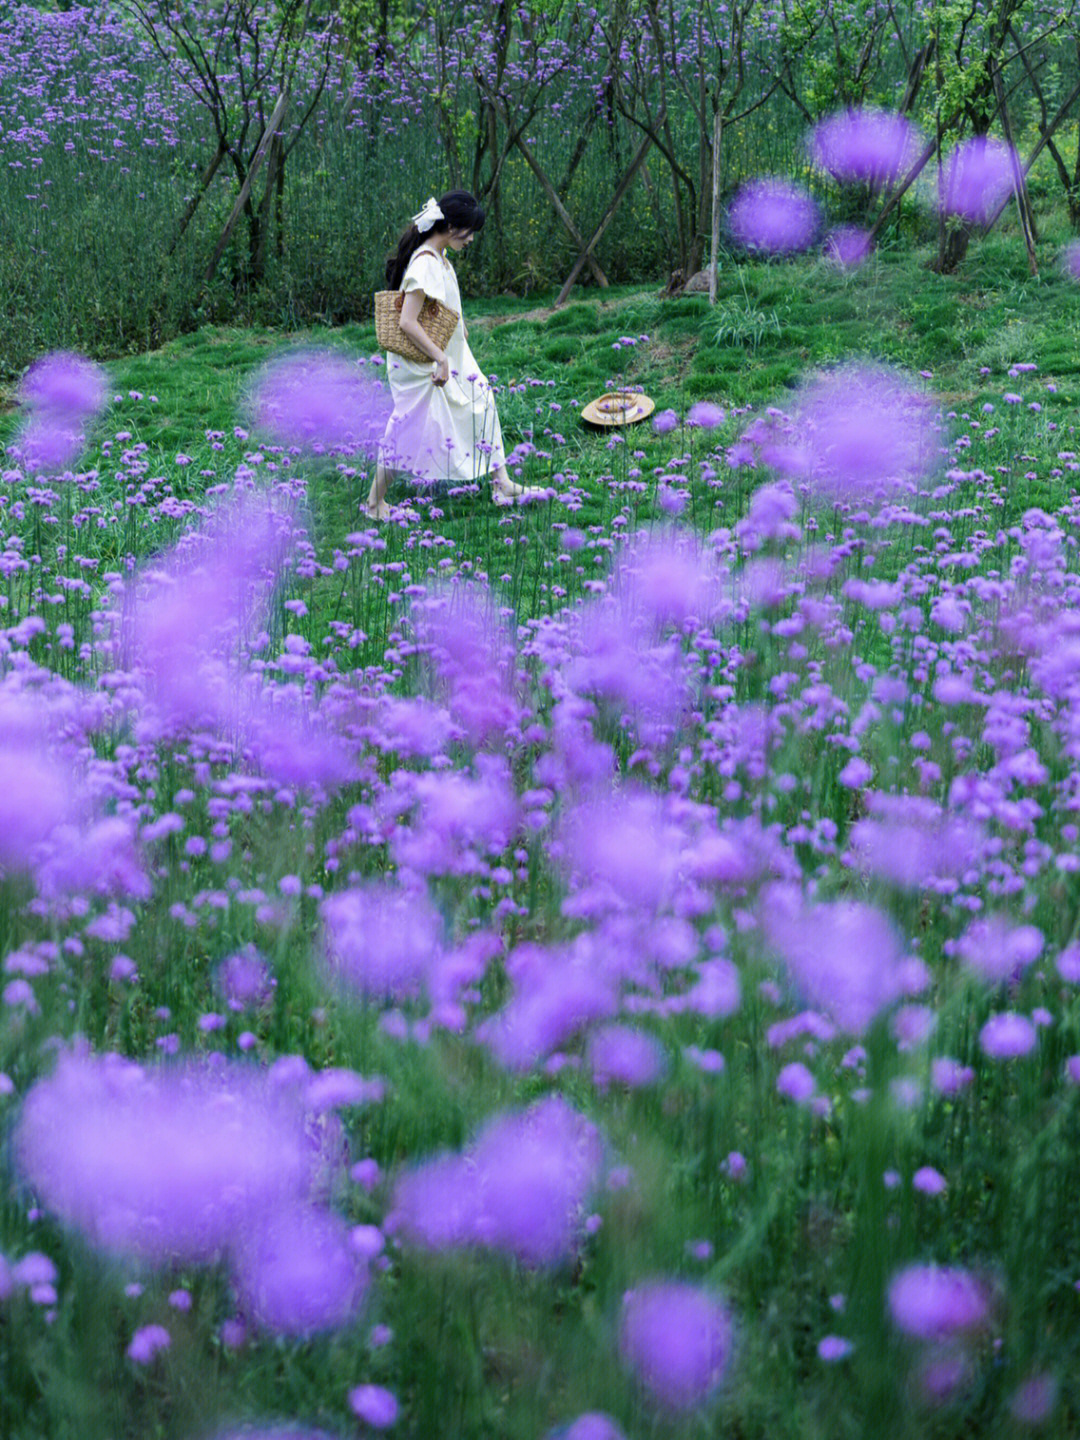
[412,197,444,233]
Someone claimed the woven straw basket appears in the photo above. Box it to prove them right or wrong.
[374,290,459,364]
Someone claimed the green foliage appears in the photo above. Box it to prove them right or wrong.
[713,294,783,353]
[5,237,1080,1440]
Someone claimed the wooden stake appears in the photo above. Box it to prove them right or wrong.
[991,63,1038,276]
[509,132,609,288]
[204,90,289,284]
[555,121,660,308]
[709,109,723,305]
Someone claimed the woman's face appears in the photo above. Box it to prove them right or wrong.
[447,228,475,252]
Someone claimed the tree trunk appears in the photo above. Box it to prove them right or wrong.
[709,110,723,305]
[168,134,228,257]
[932,218,973,274]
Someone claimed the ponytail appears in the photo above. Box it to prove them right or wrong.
[385,223,425,290]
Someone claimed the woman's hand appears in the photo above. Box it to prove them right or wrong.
[432,356,450,387]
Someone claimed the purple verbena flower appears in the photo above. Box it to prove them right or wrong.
[251,350,391,455]
[810,110,920,189]
[939,137,1016,224]
[620,1280,734,1411]
[888,1264,989,1341]
[728,178,822,255]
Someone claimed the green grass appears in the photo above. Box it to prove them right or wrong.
[6,228,1080,1440]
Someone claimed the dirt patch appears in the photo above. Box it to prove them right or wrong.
[471,306,560,332]
[472,288,666,332]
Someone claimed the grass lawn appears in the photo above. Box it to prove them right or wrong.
[6,226,1080,1440]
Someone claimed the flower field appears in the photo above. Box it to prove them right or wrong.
[3,237,1080,1440]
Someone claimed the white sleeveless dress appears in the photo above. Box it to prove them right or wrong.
[379,248,506,485]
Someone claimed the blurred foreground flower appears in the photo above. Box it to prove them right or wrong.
[322,882,443,1003]
[810,109,920,189]
[15,1049,318,1264]
[250,350,391,455]
[737,363,938,502]
[939,137,1016,225]
[125,491,293,732]
[348,1386,399,1429]
[1060,239,1080,281]
[888,1264,990,1342]
[620,1280,734,1411]
[233,1205,367,1336]
[727,178,821,255]
[14,351,107,473]
[548,1417,627,1440]
[389,1096,602,1266]
[0,693,83,872]
[824,226,873,269]
[763,885,926,1034]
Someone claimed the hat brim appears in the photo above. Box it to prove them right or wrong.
[581,391,657,427]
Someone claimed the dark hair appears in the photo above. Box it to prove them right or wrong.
[384,190,486,289]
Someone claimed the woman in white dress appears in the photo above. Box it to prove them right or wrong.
[365,191,538,520]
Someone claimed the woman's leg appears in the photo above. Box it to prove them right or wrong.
[490,461,544,503]
[364,461,392,521]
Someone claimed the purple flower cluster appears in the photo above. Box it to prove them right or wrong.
[727,178,822,255]
[16,1048,368,1336]
[389,1096,602,1266]
[15,352,108,474]
[810,109,921,189]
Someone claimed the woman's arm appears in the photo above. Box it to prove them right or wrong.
[398,289,449,384]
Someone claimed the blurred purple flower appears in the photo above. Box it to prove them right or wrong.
[620,1280,734,1411]
[480,940,617,1072]
[321,883,442,1004]
[216,946,275,1011]
[126,492,293,732]
[127,1324,171,1364]
[824,226,873,268]
[810,110,920,189]
[349,1385,399,1428]
[888,1264,989,1341]
[15,1049,317,1264]
[818,1335,853,1361]
[979,1012,1037,1060]
[16,352,107,474]
[744,363,938,502]
[728,178,821,255]
[391,764,519,877]
[553,1415,627,1440]
[0,695,82,871]
[1009,1373,1058,1425]
[912,1167,947,1196]
[23,351,107,418]
[652,408,679,434]
[409,583,518,747]
[560,787,681,912]
[939,137,1016,224]
[390,1096,602,1267]
[686,401,725,429]
[35,816,150,901]
[587,1024,667,1089]
[1059,239,1080,281]
[763,886,918,1034]
[956,916,1043,986]
[616,528,722,631]
[251,350,391,455]
[916,1348,975,1406]
[233,1204,367,1336]
[851,794,983,891]
[931,1057,974,1096]
[776,1061,817,1104]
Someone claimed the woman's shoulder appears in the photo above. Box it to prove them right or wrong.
[407,247,444,274]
